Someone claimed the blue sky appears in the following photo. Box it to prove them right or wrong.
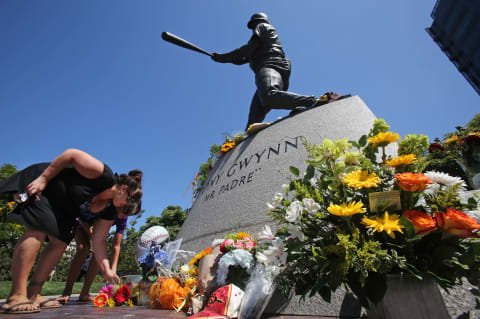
[1,1,478,228]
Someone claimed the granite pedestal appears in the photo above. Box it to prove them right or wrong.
[177,96,478,318]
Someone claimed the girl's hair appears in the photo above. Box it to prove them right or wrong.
[123,199,142,216]
[116,169,143,202]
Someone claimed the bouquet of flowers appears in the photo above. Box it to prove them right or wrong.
[267,119,480,306]
[94,284,134,307]
[216,232,257,289]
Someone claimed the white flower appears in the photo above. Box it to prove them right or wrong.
[179,264,190,275]
[285,200,302,223]
[424,171,467,189]
[281,184,289,193]
[303,198,321,214]
[258,225,275,242]
[256,238,287,266]
[287,224,304,241]
[266,202,277,211]
[255,251,272,265]
[309,177,318,187]
[273,193,283,203]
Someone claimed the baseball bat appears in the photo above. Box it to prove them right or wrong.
[161,32,212,57]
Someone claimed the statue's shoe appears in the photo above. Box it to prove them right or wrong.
[313,92,351,107]
[247,122,271,135]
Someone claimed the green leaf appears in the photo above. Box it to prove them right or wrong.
[358,135,368,147]
[304,164,315,181]
[290,166,300,177]
[399,216,415,238]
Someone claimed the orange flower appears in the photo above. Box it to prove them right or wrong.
[221,142,236,153]
[94,293,108,307]
[403,210,437,236]
[434,208,480,238]
[394,173,433,192]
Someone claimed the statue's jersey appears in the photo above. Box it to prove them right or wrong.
[248,23,290,73]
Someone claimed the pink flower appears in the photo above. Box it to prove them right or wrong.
[236,240,244,249]
[224,238,234,246]
[100,284,114,298]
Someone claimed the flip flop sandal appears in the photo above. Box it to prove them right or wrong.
[56,295,70,305]
[39,299,62,309]
[1,301,41,314]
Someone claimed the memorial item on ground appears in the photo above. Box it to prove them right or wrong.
[94,284,134,307]
[266,118,480,308]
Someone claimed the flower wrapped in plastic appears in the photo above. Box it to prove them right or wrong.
[237,225,287,319]
[216,248,255,289]
[266,118,480,307]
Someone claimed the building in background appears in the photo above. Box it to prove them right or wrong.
[426,0,480,95]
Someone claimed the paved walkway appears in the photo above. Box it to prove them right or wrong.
[0,299,338,319]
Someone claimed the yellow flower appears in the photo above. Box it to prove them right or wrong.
[444,135,460,144]
[361,211,404,239]
[184,276,196,288]
[368,131,400,146]
[385,154,417,167]
[107,298,115,307]
[188,247,214,266]
[328,201,366,216]
[342,170,380,189]
[189,265,198,276]
[236,232,252,240]
[127,299,134,307]
[221,142,236,153]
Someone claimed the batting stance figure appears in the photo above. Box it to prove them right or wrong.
[212,13,347,132]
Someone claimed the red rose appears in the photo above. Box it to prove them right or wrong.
[114,285,131,305]
[219,243,226,254]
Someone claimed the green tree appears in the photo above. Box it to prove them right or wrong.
[139,205,188,240]
[0,164,22,280]
[466,113,480,132]
[115,214,142,276]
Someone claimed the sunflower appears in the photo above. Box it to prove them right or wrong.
[221,142,236,153]
[368,131,400,147]
[328,201,365,216]
[385,154,417,167]
[342,170,380,189]
[394,172,433,192]
[361,211,404,238]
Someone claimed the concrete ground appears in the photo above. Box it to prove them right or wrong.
[0,296,337,319]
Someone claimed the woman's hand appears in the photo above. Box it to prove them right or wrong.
[104,269,120,285]
[26,175,47,198]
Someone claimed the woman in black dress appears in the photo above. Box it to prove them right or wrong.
[0,149,142,313]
